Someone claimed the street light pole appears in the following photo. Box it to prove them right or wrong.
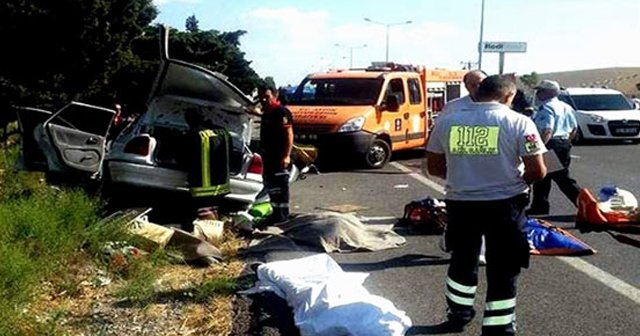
[335,43,367,68]
[478,0,486,70]
[364,18,412,63]
[385,25,390,63]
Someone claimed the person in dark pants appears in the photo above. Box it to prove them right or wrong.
[528,80,582,216]
[259,86,294,225]
[426,75,547,335]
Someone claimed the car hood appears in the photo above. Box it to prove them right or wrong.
[576,109,640,121]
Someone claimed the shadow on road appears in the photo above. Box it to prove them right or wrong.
[406,322,465,335]
[340,254,449,272]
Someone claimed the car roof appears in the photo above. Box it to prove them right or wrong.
[562,87,624,95]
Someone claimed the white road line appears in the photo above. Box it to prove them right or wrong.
[570,154,581,159]
[557,257,640,304]
[390,162,445,194]
[392,160,640,304]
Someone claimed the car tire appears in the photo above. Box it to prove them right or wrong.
[363,138,391,169]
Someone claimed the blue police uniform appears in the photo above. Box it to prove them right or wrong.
[529,97,581,214]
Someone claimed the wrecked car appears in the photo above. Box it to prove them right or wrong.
[15,26,270,208]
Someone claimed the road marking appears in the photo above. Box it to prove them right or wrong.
[570,154,581,159]
[392,160,640,304]
[556,257,640,304]
[390,162,445,194]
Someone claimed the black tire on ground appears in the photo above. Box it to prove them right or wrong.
[363,138,391,169]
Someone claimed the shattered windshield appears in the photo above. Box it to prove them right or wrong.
[569,94,634,111]
[290,78,383,106]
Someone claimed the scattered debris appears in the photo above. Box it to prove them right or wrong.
[393,184,409,189]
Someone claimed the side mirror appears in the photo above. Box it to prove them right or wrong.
[384,95,400,112]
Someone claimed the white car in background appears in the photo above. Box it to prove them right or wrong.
[558,88,640,143]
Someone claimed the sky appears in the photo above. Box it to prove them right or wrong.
[152,0,640,87]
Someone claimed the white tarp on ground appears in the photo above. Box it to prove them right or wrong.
[244,253,412,336]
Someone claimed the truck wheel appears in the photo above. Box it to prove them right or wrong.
[364,138,391,169]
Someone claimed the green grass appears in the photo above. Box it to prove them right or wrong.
[0,131,127,335]
[0,129,245,334]
[192,277,238,302]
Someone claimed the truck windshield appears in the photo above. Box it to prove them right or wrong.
[290,78,383,106]
[569,94,634,111]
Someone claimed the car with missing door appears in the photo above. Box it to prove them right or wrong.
[558,87,640,143]
[15,26,265,208]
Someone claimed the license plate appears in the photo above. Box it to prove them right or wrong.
[617,127,638,134]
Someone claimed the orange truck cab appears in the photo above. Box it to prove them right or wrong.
[287,64,466,168]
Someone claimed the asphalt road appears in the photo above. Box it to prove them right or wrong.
[278,141,640,336]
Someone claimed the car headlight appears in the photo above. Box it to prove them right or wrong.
[337,116,365,133]
[589,114,605,123]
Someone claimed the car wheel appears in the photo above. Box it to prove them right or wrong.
[364,138,391,169]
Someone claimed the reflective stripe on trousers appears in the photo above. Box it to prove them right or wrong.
[483,298,516,326]
[445,277,476,307]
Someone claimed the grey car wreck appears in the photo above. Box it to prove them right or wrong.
[16,26,269,208]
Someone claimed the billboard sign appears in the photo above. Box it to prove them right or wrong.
[481,41,527,53]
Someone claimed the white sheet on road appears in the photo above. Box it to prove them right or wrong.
[243,253,412,336]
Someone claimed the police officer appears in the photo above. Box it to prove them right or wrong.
[528,79,581,215]
[259,85,294,225]
[426,75,547,336]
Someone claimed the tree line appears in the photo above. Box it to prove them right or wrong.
[0,0,265,118]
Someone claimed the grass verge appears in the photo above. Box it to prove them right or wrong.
[1,129,248,335]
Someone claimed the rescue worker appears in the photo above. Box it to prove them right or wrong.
[184,108,231,224]
[440,69,488,115]
[528,79,581,215]
[426,75,547,335]
[259,85,294,225]
[438,69,488,264]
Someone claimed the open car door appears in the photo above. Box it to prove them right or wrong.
[38,102,115,176]
[15,106,53,171]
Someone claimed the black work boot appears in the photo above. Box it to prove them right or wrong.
[446,308,475,331]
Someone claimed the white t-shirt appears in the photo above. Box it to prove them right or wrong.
[426,102,547,201]
[440,95,474,116]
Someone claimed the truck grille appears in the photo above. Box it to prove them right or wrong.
[608,120,640,137]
